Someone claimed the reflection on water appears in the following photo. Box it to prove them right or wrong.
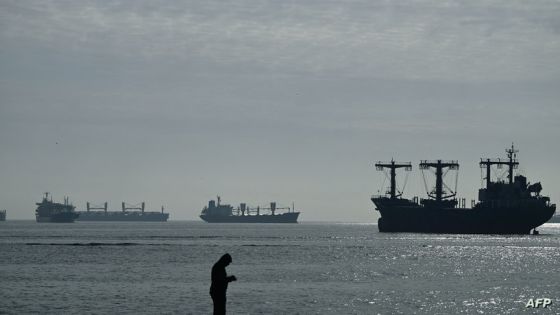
[1,221,559,314]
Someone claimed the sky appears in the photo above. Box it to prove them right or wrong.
[1,0,559,221]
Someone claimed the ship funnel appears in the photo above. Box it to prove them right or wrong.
[87,202,90,212]
[141,202,145,213]
[240,203,246,216]
[270,202,276,215]
[122,202,125,212]
[104,202,108,213]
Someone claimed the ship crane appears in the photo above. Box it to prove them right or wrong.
[86,202,108,213]
[375,160,412,199]
[122,202,146,213]
[239,202,292,216]
[419,160,459,202]
[479,143,519,188]
[261,202,292,215]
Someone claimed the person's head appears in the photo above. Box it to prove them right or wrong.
[218,253,232,266]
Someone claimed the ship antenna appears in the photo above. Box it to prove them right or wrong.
[506,143,519,184]
[480,143,519,186]
[506,142,518,159]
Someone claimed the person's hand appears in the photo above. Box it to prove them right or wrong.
[230,275,237,281]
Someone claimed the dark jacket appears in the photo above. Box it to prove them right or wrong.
[210,254,235,296]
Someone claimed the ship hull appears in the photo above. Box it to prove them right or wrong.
[373,197,555,234]
[36,212,79,223]
[75,212,169,222]
[200,212,299,223]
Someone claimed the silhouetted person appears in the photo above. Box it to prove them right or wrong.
[210,253,236,315]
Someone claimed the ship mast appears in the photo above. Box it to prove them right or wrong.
[479,143,519,187]
[419,160,459,202]
[375,159,412,199]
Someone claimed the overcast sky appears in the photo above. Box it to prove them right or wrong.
[1,0,559,221]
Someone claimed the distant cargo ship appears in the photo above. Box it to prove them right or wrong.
[0,209,5,221]
[36,193,79,223]
[372,145,555,234]
[200,196,299,223]
[76,202,169,222]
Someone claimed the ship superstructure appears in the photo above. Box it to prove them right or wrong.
[35,193,79,223]
[371,145,556,234]
[0,210,5,221]
[200,196,300,223]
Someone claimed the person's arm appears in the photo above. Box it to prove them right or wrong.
[227,275,237,282]
[212,265,228,287]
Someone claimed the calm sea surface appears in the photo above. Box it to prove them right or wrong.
[1,221,559,314]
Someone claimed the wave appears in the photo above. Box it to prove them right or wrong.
[25,242,143,246]
[241,244,300,247]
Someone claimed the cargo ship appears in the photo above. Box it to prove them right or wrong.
[371,145,556,234]
[0,209,5,221]
[35,193,79,223]
[200,196,299,223]
[76,202,169,222]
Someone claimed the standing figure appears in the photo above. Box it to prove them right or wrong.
[210,253,237,315]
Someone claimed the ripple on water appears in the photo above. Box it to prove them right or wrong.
[1,222,559,314]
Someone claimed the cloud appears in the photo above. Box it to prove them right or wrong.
[2,0,560,81]
[1,0,559,220]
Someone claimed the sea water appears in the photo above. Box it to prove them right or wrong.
[1,221,559,314]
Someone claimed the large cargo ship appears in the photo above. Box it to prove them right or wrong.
[35,193,79,223]
[200,196,299,223]
[76,202,169,222]
[371,145,556,234]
